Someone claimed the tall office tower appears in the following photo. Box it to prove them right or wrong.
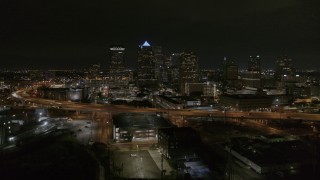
[224,57,238,80]
[137,41,156,87]
[161,55,172,84]
[164,55,172,69]
[223,57,239,90]
[171,53,181,67]
[248,55,261,72]
[109,46,127,84]
[275,55,294,81]
[166,53,180,89]
[179,52,199,93]
[152,46,165,82]
[242,55,261,88]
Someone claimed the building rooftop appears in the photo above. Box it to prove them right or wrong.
[159,127,201,146]
[229,136,312,167]
[113,113,172,130]
[222,94,273,99]
[184,161,212,179]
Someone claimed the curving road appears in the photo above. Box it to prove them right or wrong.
[17,90,320,122]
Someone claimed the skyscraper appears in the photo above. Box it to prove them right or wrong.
[109,46,127,84]
[223,57,240,91]
[166,53,180,89]
[275,55,294,81]
[152,46,165,82]
[242,55,261,88]
[224,57,238,81]
[137,41,156,87]
[179,52,199,93]
[248,55,261,72]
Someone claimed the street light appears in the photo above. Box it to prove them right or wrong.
[161,152,165,180]
[136,144,139,156]
[223,106,228,124]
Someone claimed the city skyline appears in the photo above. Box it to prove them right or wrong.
[1,0,319,69]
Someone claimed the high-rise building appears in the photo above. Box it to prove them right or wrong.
[224,57,238,81]
[109,46,128,85]
[179,52,199,93]
[223,57,240,91]
[137,41,156,87]
[275,55,294,81]
[165,53,180,89]
[164,54,173,69]
[152,46,165,82]
[242,55,261,88]
[248,55,261,72]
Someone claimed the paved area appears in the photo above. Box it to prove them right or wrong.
[148,149,174,175]
[65,119,96,144]
[113,150,161,179]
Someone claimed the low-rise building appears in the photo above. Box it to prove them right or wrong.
[154,95,201,109]
[219,94,274,111]
[37,86,89,102]
[112,113,172,142]
[158,127,201,161]
[226,136,312,174]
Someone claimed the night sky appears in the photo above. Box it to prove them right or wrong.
[0,0,319,70]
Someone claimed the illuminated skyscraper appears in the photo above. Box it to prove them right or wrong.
[242,55,261,88]
[152,46,165,82]
[109,46,127,84]
[248,55,261,72]
[179,52,199,93]
[164,54,173,69]
[137,41,156,87]
[223,57,240,90]
[275,55,294,81]
[224,57,238,81]
[165,53,180,89]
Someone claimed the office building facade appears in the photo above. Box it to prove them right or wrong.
[179,52,199,93]
[137,41,157,87]
[109,46,128,85]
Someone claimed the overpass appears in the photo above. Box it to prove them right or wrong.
[17,94,320,122]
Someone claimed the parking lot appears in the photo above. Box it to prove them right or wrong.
[113,149,174,179]
[64,119,96,144]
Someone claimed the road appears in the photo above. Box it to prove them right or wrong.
[93,112,113,144]
[65,116,113,145]
[16,92,320,122]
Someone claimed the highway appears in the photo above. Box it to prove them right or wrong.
[13,87,320,122]
[18,94,320,122]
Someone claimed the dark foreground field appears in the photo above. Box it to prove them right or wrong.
[0,134,99,180]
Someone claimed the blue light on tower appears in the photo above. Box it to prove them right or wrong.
[142,41,151,47]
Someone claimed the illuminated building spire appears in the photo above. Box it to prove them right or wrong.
[142,41,151,47]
